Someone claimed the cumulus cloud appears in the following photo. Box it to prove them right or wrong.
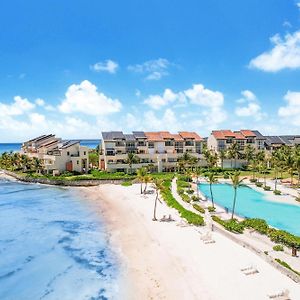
[90,59,119,74]
[235,90,265,120]
[144,88,179,110]
[58,80,122,116]
[278,91,300,126]
[0,96,35,116]
[249,30,300,72]
[184,84,224,107]
[128,58,170,80]
[35,98,45,106]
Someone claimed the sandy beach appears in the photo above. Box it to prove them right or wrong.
[81,183,300,300]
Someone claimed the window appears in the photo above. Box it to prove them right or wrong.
[83,151,86,155]
[148,142,154,148]
[77,160,79,165]
[175,142,183,148]
[165,141,174,146]
[67,151,70,156]
[185,141,194,146]
[138,141,146,146]
[106,150,115,156]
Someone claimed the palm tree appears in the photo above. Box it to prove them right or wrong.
[143,174,152,193]
[259,162,268,187]
[137,167,147,194]
[230,171,245,220]
[227,142,240,169]
[219,149,227,169]
[207,172,217,208]
[193,167,202,198]
[151,178,164,221]
[244,144,255,165]
[125,153,139,174]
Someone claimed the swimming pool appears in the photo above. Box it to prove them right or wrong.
[198,182,300,236]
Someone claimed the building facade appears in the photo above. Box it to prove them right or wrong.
[21,135,89,174]
[99,131,206,172]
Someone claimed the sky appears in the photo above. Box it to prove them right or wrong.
[1,0,300,142]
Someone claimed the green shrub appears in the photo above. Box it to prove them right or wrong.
[208,206,216,213]
[267,228,300,250]
[181,194,191,203]
[250,178,257,183]
[177,188,185,195]
[223,174,229,179]
[255,182,263,187]
[223,219,244,233]
[263,186,271,191]
[273,190,281,195]
[191,195,200,201]
[160,180,204,226]
[193,204,205,214]
[264,251,269,255]
[241,218,269,234]
[275,259,300,276]
[177,180,191,188]
[273,245,284,251]
[186,189,194,194]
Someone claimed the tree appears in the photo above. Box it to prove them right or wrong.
[193,167,202,198]
[151,178,164,221]
[227,142,240,169]
[137,167,147,194]
[143,174,152,194]
[230,171,245,220]
[244,145,255,165]
[219,149,227,169]
[177,152,197,172]
[207,172,217,208]
[125,153,139,174]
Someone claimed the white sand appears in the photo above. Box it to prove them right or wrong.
[82,183,300,300]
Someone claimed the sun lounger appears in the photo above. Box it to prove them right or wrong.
[240,265,254,272]
[243,268,259,275]
[160,215,167,222]
[200,232,216,244]
[268,289,290,299]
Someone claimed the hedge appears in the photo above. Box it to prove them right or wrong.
[161,180,204,226]
[192,204,205,214]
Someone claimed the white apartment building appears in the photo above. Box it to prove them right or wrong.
[21,135,89,174]
[99,131,206,172]
[207,129,266,152]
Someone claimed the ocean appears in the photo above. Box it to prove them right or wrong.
[0,178,120,299]
[0,140,100,155]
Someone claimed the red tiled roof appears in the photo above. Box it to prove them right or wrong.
[160,131,175,139]
[145,132,165,142]
[212,130,235,139]
[233,131,246,140]
[178,131,203,141]
[172,134,184,141]
[240,130,256,137]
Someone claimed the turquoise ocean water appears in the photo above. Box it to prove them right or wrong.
[199,183,300,236]
[0,178,120,299]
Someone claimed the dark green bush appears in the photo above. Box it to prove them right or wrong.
[273,245,284,251]
[160,180,204,226]
[223,219,244,233]
[191,195,200,201]
[273,190,281,195]
[208,206,216,213]
[192,204,205,214]
[186,189,194,194]
[255,182,263,187]
[181,194,191,203]
[250,178,257,183]
[241,218,269,234]
[263,186,271,191]
[223,174,229,179]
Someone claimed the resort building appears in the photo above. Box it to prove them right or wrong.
[207,129,266,168]
[264,135,300,151]
[21,135,89,174]
[99,131,206,172]
[207,129,266,152]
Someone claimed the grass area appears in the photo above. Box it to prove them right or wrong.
[121,181,133,186]
[160,180,204,226]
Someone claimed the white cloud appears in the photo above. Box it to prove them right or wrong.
[0,96,35,116]
[35,98,45,106]
[128,58,170,80]
[58,80,122,116]
[278,91,300,126]
[90,59,119,74]
[144,88,179,110]
[249,30,300,72]
[297,2,300,9]
[235,90,265,120]
[184,84,224,108]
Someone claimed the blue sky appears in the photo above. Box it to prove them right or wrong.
[1,0,300,142]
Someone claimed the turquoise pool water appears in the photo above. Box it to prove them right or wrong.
[198,183,300,236]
